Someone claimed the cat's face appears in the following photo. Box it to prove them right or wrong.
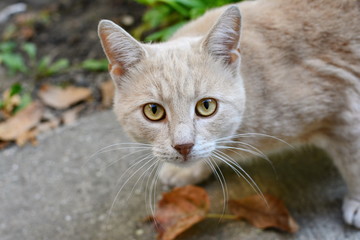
[99,7,244,165]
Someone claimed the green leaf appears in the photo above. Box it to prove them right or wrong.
[48,58,69,74]
[9,83,23,97]
[13,93,32,114]
[21,42,37,60]
[37,57,69,77]
[160,0,189,17]
[173,0,206,8]
[145,21,186,42]
[143,5,172,28]
[0,52,28,75]
[82,59,108,72]
[0,41,16,53]
[37,56,51,75]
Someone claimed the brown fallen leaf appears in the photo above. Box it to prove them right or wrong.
[1,89,21,118]
[0,141,10,149]
[36,119,60,133]
[62,105,85,126]
[151,185,210,240]
[228,194,299,233]
[0,101,44,141]
[38,84,92,109]
[100,80,114,108]
[16,128,38,146]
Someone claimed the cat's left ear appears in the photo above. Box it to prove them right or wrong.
[202,6,241,66]
[98,20,146,78]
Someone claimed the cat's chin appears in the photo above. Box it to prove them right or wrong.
[165,158,204,168]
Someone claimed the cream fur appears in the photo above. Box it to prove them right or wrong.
[98,0,360,228]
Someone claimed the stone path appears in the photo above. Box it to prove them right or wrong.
[1,111,359,240]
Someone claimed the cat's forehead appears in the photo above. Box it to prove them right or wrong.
[123,39,236,106]
[137,41,218,100]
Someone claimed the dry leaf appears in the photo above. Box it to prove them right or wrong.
[16,128,38,146]
[36,118,60,134]
[151,185,210,240]
[0,141,10,149]
[38,84,92,109]
[62,105,85,125]
[1,89,21,116]
[100,80,114,107]
[228,194,299,233]
[0,101,43,141]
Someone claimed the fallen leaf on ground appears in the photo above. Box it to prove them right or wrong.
[38,84,92,109]
[0,101,43,141]
[1,89,21,117]
[36,118,60,133]
[151,185,210,240]
[100,80,114,107]
[0,141,9,149]
[62,105,85,125]
[228,194,299,233]
[16,128,38,146]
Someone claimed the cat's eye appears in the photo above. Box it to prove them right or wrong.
[195,98,217,117]
[143,103,166,121]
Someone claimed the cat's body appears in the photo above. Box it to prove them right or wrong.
[98,0,360,228]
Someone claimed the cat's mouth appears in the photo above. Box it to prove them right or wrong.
[153,142,216,165]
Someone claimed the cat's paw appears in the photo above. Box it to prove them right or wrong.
[159,162,212,187]
[343,196,360,228]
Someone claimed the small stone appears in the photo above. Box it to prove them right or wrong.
[135,229,144,236]
[120,15,134,26]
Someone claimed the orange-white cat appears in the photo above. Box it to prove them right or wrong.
[98,0,360,228]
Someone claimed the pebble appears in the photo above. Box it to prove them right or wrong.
[135,229,144,236]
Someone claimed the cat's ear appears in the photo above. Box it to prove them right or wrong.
[202,6,241,66]
[98,20,146,77]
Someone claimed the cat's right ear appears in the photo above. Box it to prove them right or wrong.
[202,6,241,67]
[98,20,146,78]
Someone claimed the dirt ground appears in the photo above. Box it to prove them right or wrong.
[0,0,145,112]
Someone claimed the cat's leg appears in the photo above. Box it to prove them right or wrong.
[325,135,360,228]
[159,160,212,187]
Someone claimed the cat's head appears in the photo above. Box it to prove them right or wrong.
[98,7,245,165]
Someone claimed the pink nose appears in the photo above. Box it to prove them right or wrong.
[173,143,194,160]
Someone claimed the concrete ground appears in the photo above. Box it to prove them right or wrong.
[1,110,360,240]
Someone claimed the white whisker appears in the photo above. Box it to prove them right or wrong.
[213,150,268,206]
[100,148,151,171]
[150,162,162,220]
[127,159,159,202]
[83,142,152,168]
[216,143,277,176]
[205,157,228,218]
[108,156,156,220]
[217,132,294,149]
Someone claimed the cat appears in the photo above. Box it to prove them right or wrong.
[98,0,360,228]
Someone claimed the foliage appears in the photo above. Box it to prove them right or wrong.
[36,56,69,78]
[0,41,69,78]
[0,42,27,75]
[0,83,32,116]
[133,0,242,42]
[81,58,108,72]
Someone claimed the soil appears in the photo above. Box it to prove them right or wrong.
[0,0,146,113]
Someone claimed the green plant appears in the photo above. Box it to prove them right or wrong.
[133,0,241,42]
[0,42,28,75]
[0,83,32,115]
[36,56,69,78]
[81,58,108,72]
[0,41,69,78]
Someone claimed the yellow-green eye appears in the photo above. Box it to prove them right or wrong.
[196,98,217,117]
[143,103,166,121]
